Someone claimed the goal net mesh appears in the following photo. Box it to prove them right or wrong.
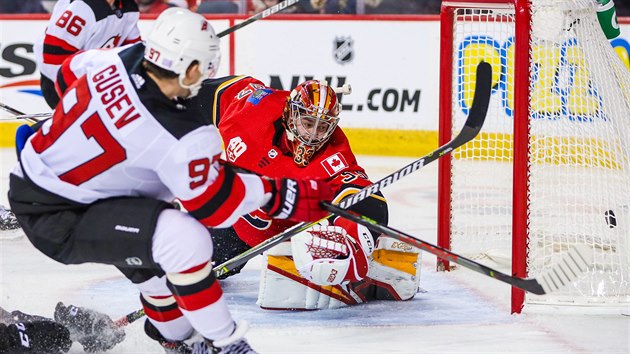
[446,0,630,306]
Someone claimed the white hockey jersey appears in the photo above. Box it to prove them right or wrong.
[16,43,268,228]
[34,0,141,81]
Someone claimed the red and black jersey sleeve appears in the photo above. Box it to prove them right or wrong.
[42,32,81,67]
[180,164,248,227]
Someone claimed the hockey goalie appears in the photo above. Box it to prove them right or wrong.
[205,77,423,309]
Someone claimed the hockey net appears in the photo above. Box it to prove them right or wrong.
[438,0,630,313]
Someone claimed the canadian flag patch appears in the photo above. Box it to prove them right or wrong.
[321,153,349,176]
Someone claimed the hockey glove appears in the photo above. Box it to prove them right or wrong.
[262,177,334,222]
[291,217,375,285]
[54,302,125,353]
[0,321,71,354]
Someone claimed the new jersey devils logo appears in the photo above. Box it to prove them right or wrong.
[101,35,121,49]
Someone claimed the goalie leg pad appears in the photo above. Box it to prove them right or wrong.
[366,236,422,301]
[256,242,362,310]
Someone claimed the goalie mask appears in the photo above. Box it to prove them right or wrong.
[283,80,341,167]
[144,8,220,98]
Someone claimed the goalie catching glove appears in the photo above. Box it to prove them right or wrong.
[291,217,374,285]
[262,177,334,222]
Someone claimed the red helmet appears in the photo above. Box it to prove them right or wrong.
[283,80,341,167]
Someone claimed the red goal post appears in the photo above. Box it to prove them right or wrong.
[437,0,630,313]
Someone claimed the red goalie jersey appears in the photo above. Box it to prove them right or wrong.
[201,76,388,247]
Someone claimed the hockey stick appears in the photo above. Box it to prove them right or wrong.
[216,0,302,38]
[114,61,491,327]
[0,103,42,123]
[0,102,24,116]
[322,203,593,295]
[1,112,50,123]
[113,308,146,327]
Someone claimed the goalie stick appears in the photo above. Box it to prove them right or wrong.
[114,61,493,327]
[322,203,593,295]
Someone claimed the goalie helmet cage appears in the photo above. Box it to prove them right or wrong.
[437,0,630,314]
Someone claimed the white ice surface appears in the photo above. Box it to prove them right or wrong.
[1,151,629,353]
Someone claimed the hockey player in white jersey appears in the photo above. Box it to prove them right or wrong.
[34,0,141,109]
[10,8,334,353]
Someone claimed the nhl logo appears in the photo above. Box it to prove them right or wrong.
[334,36,353,64]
